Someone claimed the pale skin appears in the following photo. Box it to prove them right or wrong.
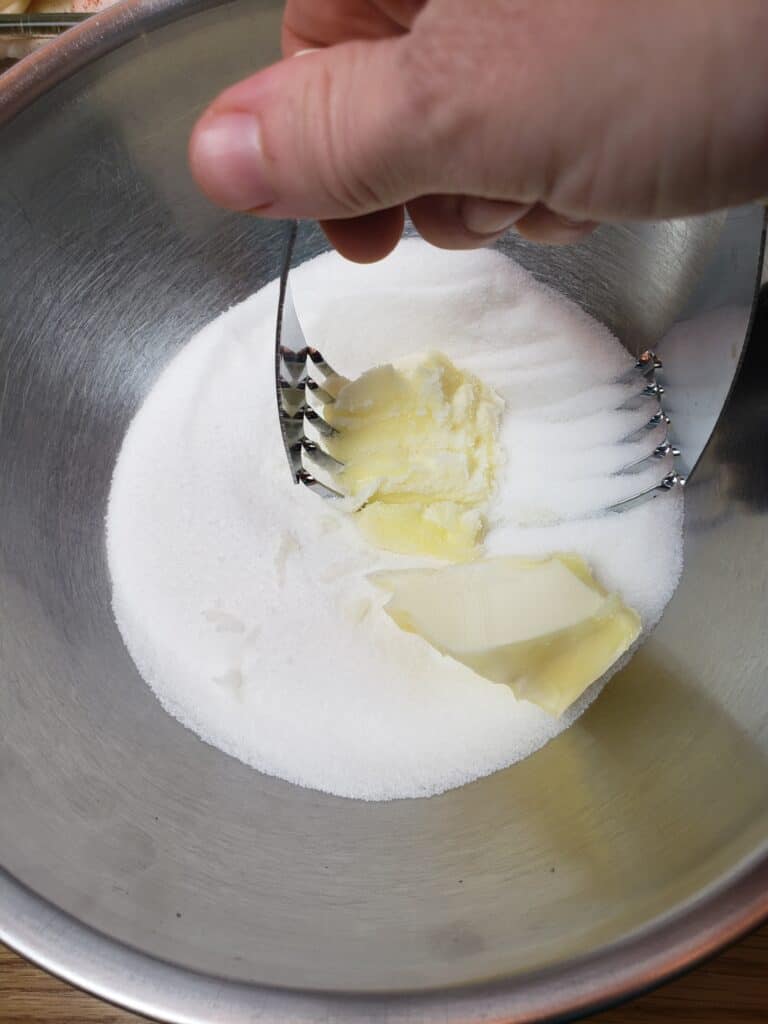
[189,0,768,263]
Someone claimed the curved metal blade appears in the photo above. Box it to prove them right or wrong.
[275,222,305,483]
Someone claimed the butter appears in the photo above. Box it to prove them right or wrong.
[372,554,641,715]
[326,352,503,560]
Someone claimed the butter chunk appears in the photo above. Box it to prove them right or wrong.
[372,554,641,716]
[326,352,503,560]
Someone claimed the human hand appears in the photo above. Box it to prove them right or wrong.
[189,0,768,263]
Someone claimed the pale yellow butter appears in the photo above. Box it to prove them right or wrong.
[326,352,503,560]
[372,554,641,716]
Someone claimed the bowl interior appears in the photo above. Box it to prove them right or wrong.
[1,0,767,1002]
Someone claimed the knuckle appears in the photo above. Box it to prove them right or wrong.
[396,35,474,161]
[307,54,391,214]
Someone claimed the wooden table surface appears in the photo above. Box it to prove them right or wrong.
[2,926,767,1023]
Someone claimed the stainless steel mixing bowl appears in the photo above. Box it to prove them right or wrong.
[1,3,767,1021]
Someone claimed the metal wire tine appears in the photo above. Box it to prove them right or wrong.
[622,410,671,445]
[607,471,686,514]
[306,349,346,400]
[303,407,337,438]
[618,441,681,474]
[297,468,344,499]
[304,382,338,421]
[617,350,662,385]
[619,381,666,412]
[307,347,336,374]
[301,439,345,476]
[303,414,338,450]
[636,349,663,373]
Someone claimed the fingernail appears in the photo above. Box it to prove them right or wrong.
[460,197,531,236]
[190,112,275,211]
[293,47,321,56]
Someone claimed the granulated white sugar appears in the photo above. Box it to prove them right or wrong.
[106,239,684,801]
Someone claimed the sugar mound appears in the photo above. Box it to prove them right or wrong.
[106,240,683,801]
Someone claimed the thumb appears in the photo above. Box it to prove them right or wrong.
[189,40,426,220]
